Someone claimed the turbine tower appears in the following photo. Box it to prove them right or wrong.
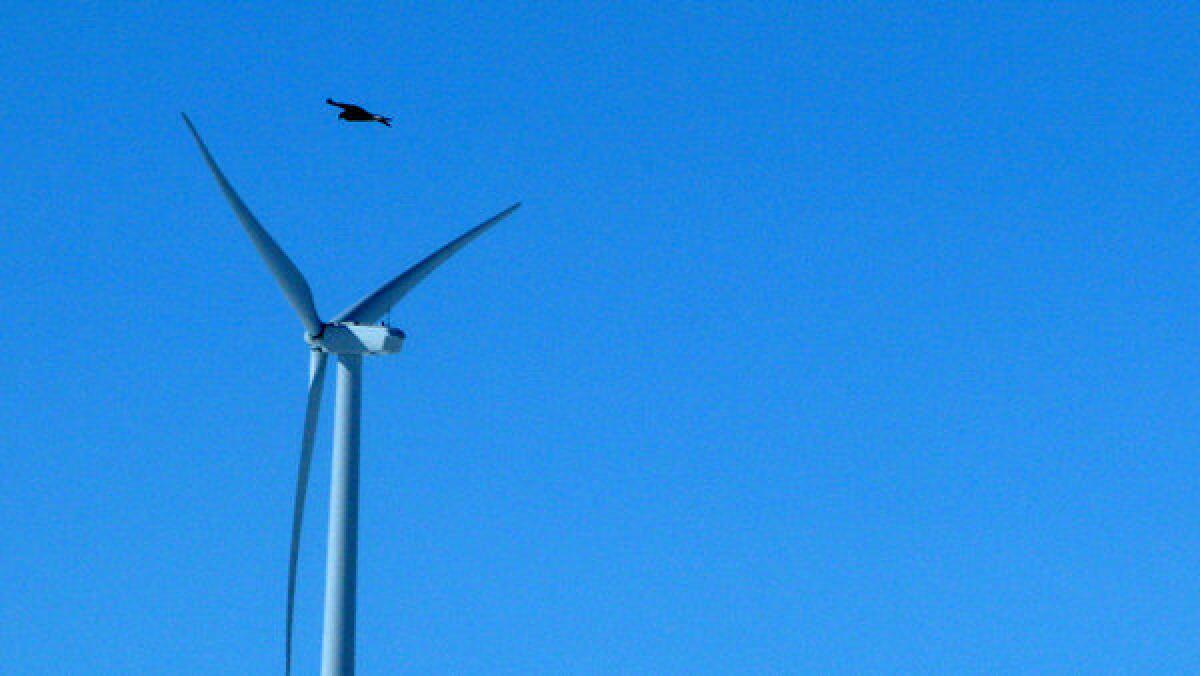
[182,114,520,675]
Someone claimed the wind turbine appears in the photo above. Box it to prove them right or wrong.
[181,114,520,675]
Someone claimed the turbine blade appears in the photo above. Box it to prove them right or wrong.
[333,202,521,324]
[286,350,328,676]
[182,113,324,336]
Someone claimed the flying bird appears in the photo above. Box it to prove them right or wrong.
[326,98,392,126]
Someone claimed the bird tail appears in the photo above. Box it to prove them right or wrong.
[378,116,392,127]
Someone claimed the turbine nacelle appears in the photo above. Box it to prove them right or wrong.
[307,323,406,355]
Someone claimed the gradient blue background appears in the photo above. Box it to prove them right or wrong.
[2,3,1197,673]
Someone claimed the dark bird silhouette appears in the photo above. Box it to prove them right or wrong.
[326,98,392,127]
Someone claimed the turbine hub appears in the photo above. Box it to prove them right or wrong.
[306,322,405,355]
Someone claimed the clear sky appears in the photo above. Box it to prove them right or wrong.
[1,3,1197,673]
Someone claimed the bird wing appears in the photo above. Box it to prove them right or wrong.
[326,99,364,113]
[328,100,370,115]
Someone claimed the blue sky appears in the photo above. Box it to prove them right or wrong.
[1,3,1198,672]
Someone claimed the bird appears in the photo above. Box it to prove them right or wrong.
[326,98,392,126]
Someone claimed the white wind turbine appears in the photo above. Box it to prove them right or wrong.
[182,114,520,675]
